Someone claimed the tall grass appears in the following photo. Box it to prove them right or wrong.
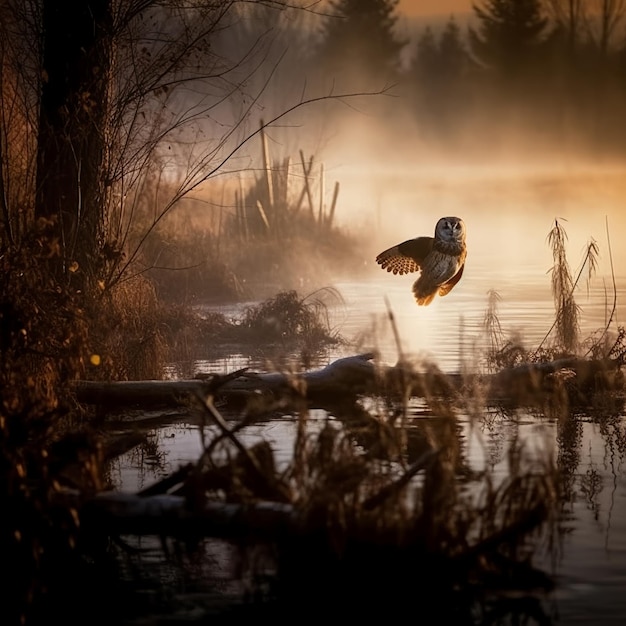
[87,276,168,381]
[537,218,599,357]
[176,360,559,618]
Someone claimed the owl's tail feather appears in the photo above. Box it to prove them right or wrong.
[413,285,436,306]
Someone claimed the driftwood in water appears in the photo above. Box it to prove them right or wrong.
[74,353,379,410]
[76,446,554,603]
[73,353,624,412]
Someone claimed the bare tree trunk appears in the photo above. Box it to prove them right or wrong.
[598,0,626,56]
[544,0,584,55]
[35,0,112,289]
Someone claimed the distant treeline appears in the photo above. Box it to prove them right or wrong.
[217,0,626,156]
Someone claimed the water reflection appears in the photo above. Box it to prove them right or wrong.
[332,268,625,373]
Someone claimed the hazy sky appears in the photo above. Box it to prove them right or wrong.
[398,0,472,16]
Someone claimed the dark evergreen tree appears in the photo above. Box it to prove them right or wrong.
[439,17,470,82]
[411,18,471,91]
[412,26,439,83]
[409,19,472,142]
[313,0,406,87]
[468,0,548,77]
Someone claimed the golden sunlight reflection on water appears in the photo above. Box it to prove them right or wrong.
[332,256,626,372]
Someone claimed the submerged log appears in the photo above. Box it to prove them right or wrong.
[486,355,624,401]
[73,353,624,412]
[80,448,449,539]
[81,491,298,540]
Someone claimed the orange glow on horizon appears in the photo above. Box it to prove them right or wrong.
[398,0,472,16]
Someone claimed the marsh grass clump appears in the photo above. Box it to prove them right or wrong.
[485,219,607,372]
[237,288,344,352]
[154,288,347,373]
[533,219,601,359]
[546,218,581,354]
[481,288,531,371]
[483,289,505,364]
[137,148,367,306]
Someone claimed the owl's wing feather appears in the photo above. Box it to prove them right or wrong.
[376,236,434,275]
[438,262,465,297]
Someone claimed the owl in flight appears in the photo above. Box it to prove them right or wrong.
[376,216,467,306]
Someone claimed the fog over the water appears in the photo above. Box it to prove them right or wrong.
[230,4,626,258]
[235,90,626,286]
[177,1,626,305]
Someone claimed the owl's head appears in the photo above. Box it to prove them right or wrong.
[435,216,466,243]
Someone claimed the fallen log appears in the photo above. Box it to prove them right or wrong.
[486,355,624,401]
[74,353,379,410]
[73,353,624,412]
[78,450,436,539]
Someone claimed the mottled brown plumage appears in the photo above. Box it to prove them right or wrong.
[376,216,467,306]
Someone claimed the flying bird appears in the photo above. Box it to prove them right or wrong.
[375,216,467,306]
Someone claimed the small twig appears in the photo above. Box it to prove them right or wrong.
[362,449,439,510]
[195,391,290,502]
[196,391,262,468]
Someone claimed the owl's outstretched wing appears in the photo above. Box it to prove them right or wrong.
[376,236,434,275]
[438,262,465,297]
